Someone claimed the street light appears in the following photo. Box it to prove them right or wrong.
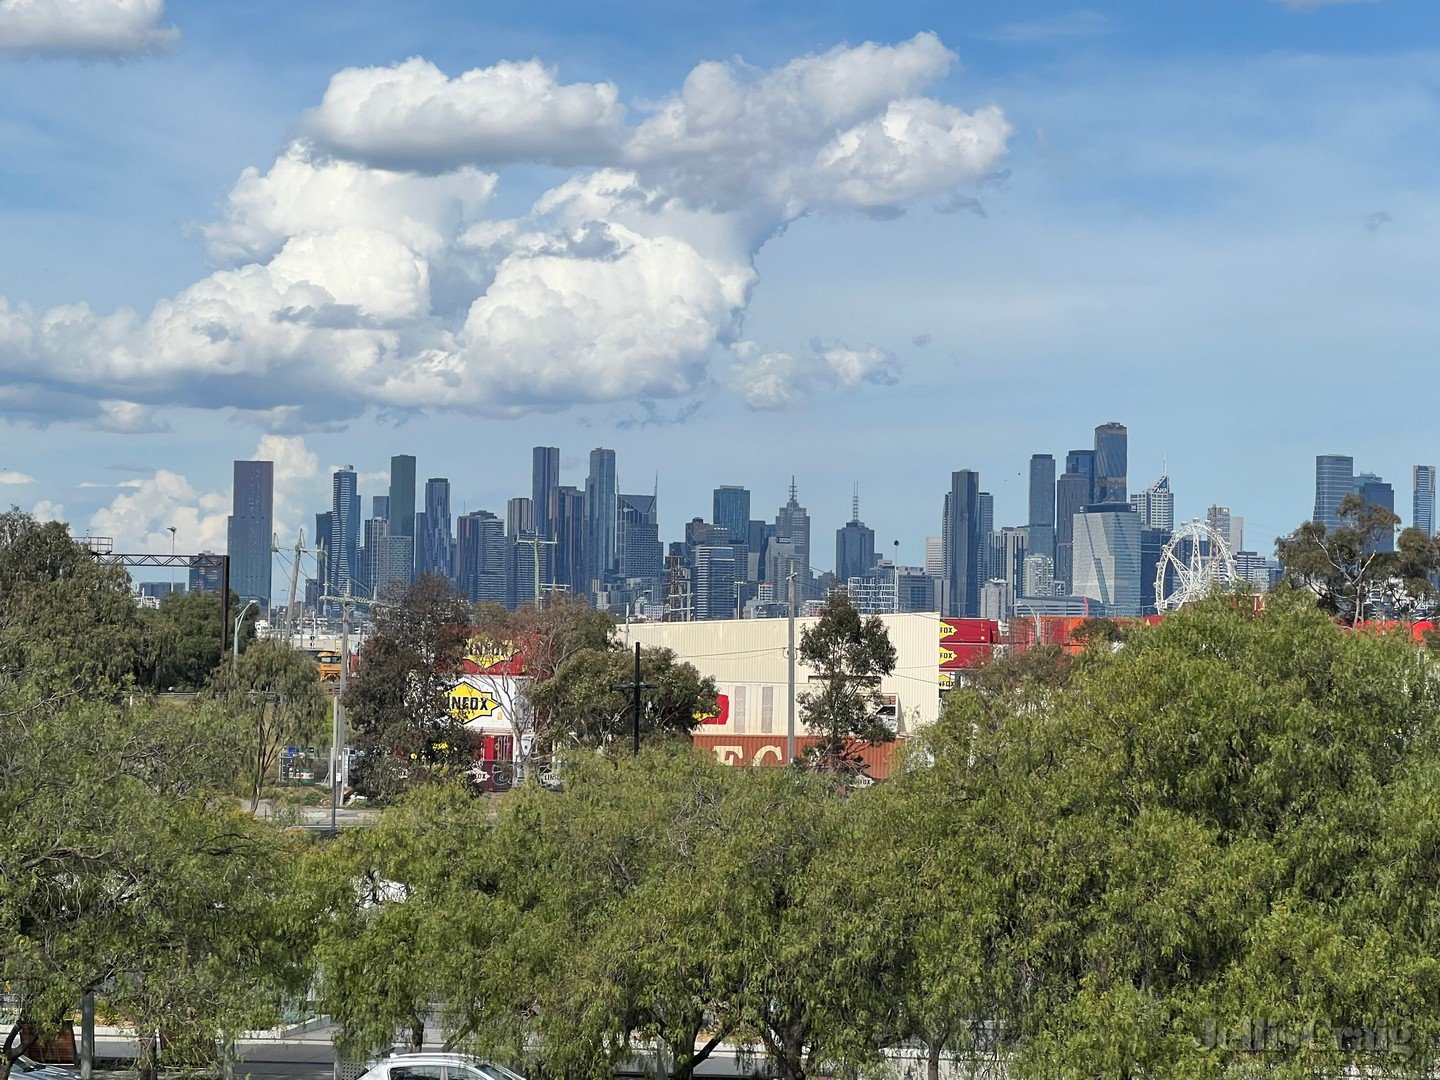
[233,600,258,663]
[167,525,177,594]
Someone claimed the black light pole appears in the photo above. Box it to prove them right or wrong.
[615,641,655,757]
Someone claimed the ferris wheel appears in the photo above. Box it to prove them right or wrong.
[1154,519,1238,613]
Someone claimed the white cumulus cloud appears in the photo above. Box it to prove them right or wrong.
[0,470,35,484]
[97,399,170,433]
[731,339,901,410]
[304,56,625,171]
[0,0,176,58]
[88,435,320,557]
[0,34,1008,429]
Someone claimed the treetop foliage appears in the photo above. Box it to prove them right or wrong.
[320,591,1440,1079]
[1277,493,1440,625]
[798,588,897,775]
[0,513,311,1080]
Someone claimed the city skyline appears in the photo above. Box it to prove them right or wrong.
[4,1,1439,569]
[49,429,1440,606]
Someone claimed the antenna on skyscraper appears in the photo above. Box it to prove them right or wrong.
[852,482,860,524]
[789,476,797,503]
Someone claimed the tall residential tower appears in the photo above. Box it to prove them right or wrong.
[228,459,273,609]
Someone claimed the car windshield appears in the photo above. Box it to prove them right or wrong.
[478,1064,526,1080]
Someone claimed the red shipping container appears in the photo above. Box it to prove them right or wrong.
[940,618,998,644]
[940,642,993,670]
[691,733,900,780]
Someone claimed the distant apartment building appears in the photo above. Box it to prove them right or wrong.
[227,459,273,610]
[945,470,982,618]
[1028,453,1056,563]
[1313,454,1354,532]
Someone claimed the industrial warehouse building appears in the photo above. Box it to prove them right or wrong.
[624,612,960,740]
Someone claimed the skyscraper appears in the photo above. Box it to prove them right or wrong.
[924,536,944,577]
[1055,471,1092,591]
[1141,527,1171,616]
[1065,449,1096,496]
[553,486,586,596]
[712,485,751,548]
[945,470,982,617]
[1207,505,1234,550]
[313,511,332,601]
[618,493,663,586]
[415,478,454,581]
[775,479,811,577]
[1028,454,1056,563]
[328,466,360,599]
[1132,475,1175,531]
[1416,465,1436,536]
[977,491,995,538]
[1093,422,1128,504]
[1072,504,1142,616]
[361,512,412,599]
[1313,454,1355,532]
[1357,473,1396,553]
[227,459,273,609]
[455,510,507,603]
[835,490,877,584]
[693,545,738,620]
[506,497,533,539]
[189,552,223,594]
[508,538,554,610]
[532,446,560,539]
[988,526,1028,595]
[584,448,618,589]
[1022,553,1054,598]
[380,455,415,587]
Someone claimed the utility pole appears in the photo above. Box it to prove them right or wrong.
[518,534,558,611]
[332,589,351,833]
[284,527,306,644]
[79,991,94,1080]
[614,642,655,757]
[787,568,797,765]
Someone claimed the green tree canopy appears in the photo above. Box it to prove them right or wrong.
[314,748,887,1080]
[527,644,716,753]
[0,688,309,1080]
[797,588,897,775]
[0,510,149,695]
[1277,492,1439,624]
[914,590,1440,1077]
[207,637,330,804]
[144,587,258,691]
[345,575,477,800]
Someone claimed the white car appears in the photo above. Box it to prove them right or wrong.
[356,1053,525,1080]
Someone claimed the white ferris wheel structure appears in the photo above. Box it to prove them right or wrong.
[1154,519,1238,613]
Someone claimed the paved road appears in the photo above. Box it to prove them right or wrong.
[94,1023,336,1080]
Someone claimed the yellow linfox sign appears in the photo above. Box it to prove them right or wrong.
[448,684,500,721]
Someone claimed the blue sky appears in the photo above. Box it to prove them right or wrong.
[0,0,1436,573]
